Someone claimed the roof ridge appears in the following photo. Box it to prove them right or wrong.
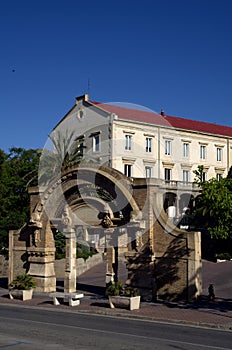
[90,101,232,137]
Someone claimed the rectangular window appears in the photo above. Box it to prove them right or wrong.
[202,171,207,182]
[200,145,206,159]
[93,134,100,152]
[146,137,152,153]
[183,143,189,157]
[183,170,190,183]
[145,166,152,178]
[217,147,222,161]
[164,168,172,181]
[216,173,223,181]
[124,164,132,177]
[165,140,171,155]
[125,135,132,150]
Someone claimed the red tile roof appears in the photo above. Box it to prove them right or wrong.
[91,102,232,137]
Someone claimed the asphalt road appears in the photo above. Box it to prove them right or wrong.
[0,304,232,350]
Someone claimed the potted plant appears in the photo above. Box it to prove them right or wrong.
[106,281,140,310]
[9,274,36,301]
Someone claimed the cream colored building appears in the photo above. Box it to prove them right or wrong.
[53,94,232,182]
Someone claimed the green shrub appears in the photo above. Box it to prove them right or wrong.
[106,281,140,297]
[123,286,139,297]
[216,252,232,260]
[9,274,36,290]
[106,281,124,296]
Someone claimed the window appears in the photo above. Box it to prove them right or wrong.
[217,148,222,161]
[125,135,132,150]
[216,173,223,181]
[183,143,189,157]
[202,171,207,182]
[93,134,100,152]
[183,170,190,183]
[164,168,172,181]
[200,145,206,159]
[124,164,132,177]
[145,166,152,178]
[165,140,171,155]
[146,137,152,152]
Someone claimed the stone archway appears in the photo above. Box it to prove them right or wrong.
[9,165,202,301]
[9,164,141,292]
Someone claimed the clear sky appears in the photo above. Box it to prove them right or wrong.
[1,0,232,152]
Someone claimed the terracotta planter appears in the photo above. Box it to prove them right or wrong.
[109,295,140,310]
[9,289,33,301]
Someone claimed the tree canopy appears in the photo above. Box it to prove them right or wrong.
[0,147,41,255]
[193,166,232,239]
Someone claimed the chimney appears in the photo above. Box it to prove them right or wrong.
[161,108,165,117]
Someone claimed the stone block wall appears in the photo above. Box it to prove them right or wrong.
[55,253,103,278]
[0,255,8,276]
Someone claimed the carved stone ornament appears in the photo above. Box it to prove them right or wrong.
[101,213,112,228]
[62,205,73,228]
[30,212,42,228]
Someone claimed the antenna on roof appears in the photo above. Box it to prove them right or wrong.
[87,78,90,97]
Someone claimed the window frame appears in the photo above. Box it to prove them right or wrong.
[124,164,132,177]
[183,143,189,158]
[146,137,152,153]
[183,170,190,183]
[125,134,132,151]
[93,134,100,152]
[164,168,172,181]
[165,140,171,156]
[145,166,152,178]
[217,147,222,162]
[216,173,223,181]
[200,145,206,160]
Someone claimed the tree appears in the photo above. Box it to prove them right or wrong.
[192,166,232,239]
[38,130,85,185]
[193,165,205,185]
[227,166,232,180]
[0,148,40,255]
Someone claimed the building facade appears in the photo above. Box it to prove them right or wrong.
[53,94,232,183]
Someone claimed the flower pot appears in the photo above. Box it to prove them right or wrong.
[9,289,33,301]
[108,295,140,310]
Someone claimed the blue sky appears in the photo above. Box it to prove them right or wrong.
[1,0,232,152]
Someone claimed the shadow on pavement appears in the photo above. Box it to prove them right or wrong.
[164,295,232,314]
[56,278,106,296]
[0,277,8,289]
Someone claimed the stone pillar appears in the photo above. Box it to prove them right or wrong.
[27,247,56,292]
[27,220,56,293]
[105,228,115,287]
[63,228,77,293]
[187,231,202,301]
[8,229,27,283]
[62,205,77,294]
[106,246,115,287]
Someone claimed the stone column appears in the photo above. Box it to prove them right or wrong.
[105,228,115,287]
[27,217,56,293]
[62,205,77,294]
[63,228,76,293]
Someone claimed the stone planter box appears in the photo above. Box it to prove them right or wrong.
[108,295,140,310]
[9,289,33,301]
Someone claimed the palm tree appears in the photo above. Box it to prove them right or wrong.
[38,130,85,185]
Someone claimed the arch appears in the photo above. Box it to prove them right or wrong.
[163,192,177,213]
[179,193,194,214]
[34,164,140,227]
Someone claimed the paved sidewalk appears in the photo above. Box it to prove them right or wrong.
[1,289,232,330]
[1,260,232,330]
